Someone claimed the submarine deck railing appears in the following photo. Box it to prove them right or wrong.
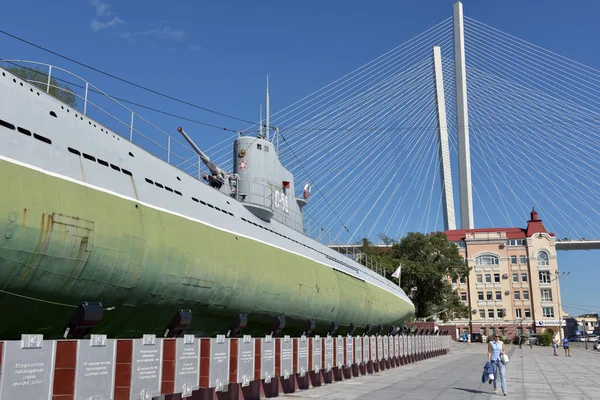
[0,60,389,279]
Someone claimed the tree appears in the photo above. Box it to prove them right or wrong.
[8,66,77,107]
[362,232,471,321]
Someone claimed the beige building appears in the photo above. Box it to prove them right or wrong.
[441,209,567,341]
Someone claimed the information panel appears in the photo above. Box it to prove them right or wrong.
[131,334,164,400]
[296,336,309,376]
[311,336,322,373]
[0,335,56,400]
[209,335,230,391]
[370,336,376,362]
[74,335,116,400]
[280,336,293,379]
[355,336,362,365]
[394,336,399,359]
[383,336,389,360]
[345,336,353,368]
[377,335,383,361]
[237,335,254,387]
[363,336,369,363]
[335,336,344,369]
[261,335,275,383]
[388,336,394,359]
[174,335,200,397]
[324,336,333,372]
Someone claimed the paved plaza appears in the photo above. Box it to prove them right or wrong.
[281,342,600,400]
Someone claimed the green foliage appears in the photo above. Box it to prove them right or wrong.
[8,66,77,107]
[538,330,554,346]
[360,232,471,321]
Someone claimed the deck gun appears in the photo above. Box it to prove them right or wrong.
[178,127,227,189]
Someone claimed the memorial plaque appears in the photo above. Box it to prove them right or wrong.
[261,335,275,383]
[209,335,230,392]
[362,336,369,363]
[131,334,164,400]
[0,335,56,400]
[237,335,254,387]
[345,337,353,367]
[388,336,394,359]
[174,335,200,396]
[335,336,344,369]
[376,335,383,361]
[394,335,399,359]
[354,336,362,364]
[383,336,389,360]
[296,336,309,376]
[280,336,293,379]
[311,336,322,373]
[74,335,116,400]
[369,336,376,362]
[323,336,333,372]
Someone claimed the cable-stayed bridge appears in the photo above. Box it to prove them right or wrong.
[204,1,600,252]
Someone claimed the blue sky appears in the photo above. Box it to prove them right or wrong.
[1,0,599,318]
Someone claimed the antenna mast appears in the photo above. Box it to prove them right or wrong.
[265,75,270,141]
[259,105,263,137]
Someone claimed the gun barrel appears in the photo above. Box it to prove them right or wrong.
[178,127,223,176]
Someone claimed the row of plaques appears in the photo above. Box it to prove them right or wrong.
[0,334,450,399]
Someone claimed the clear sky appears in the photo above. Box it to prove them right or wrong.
[1,0,599,318]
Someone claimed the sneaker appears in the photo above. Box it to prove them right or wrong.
[503,393,508,396]
[494,389,498,394]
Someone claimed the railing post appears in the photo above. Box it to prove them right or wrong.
[198,155,201,179]
[83,82,89,115]
[46,66,52,93]
[167,136,171,163]
[129,112,134,141]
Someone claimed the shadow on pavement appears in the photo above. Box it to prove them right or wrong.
[453,387,490,395]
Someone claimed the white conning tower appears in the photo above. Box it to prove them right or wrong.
[233,135,303,231]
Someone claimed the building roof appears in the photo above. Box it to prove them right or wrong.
[445,209,552,241]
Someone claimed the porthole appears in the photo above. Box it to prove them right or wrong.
[110,164,121,172]
[122,169,132,176]
[165,186,173,193]
[155,182,164,189]
[49,111,57,118]
[174,190,182,196]
[145,178,154,184]
[176,176,181,181]
[128,152,134,157]
[83,153,96,162]
[192,197,199,203]
[97,159,109,167]
[67,147,81,156]
[0,119,15,130]
[33,133,52,144]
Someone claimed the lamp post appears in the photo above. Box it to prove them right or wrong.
[551,271,570,341]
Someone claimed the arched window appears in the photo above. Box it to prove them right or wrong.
[476,255,499,265]
[537,251,549,266]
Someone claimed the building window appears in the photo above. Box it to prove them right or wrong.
[498,327,505,336]
[508,239,524,246]
[478,291,484,301]
[514,291,521,300]
[485,274,492,284]
[510,256,517,265]
[494,274,500,283]
[497,309,504,318]
[541,289,552,301]
[455,241,466,248]
[477,274,483,284]
[489,327,496,336]
[515,309,522,318]
[486,291,493,301]
[488,309,494,319]
[476,255,499,265]
[523,291,529,300]
[512,273,519,283]
[495,291,502,300]
[481,327,487,336]
[460,292,467,302]
[451,278,457,284]
[459,276,466,284]
[539,271,551,284]
[524,309,531,318]
[479,310,485,319]
[521,273,528,282]
[537,251,549,266]
[519,255,527,265]
[542,307,554,318]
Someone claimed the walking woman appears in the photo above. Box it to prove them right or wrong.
[552,338,559,356]
[487,334,508,396]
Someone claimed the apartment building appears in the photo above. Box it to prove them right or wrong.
[440,209,566,341]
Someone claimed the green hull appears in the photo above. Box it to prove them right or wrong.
[0,158,414,339]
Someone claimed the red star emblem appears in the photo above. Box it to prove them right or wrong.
[239,159,248,170]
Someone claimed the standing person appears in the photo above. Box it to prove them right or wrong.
[487,334,508,396]
[552,338,559,356]
[562,337,571,357]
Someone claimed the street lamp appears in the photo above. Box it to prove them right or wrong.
[551,270,570,341]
